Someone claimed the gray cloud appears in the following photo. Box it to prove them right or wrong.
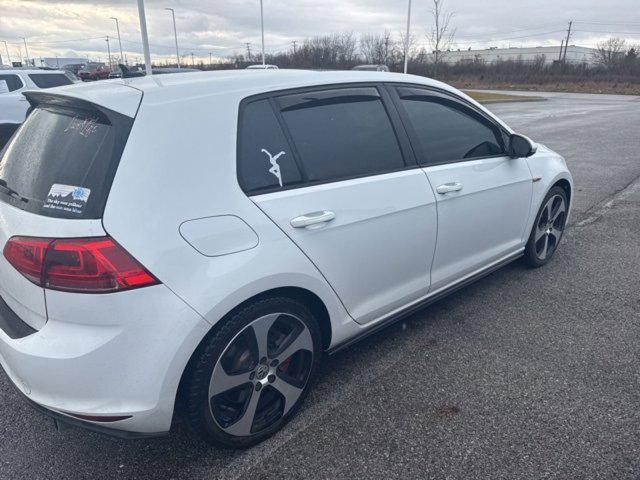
[1,0,638,63]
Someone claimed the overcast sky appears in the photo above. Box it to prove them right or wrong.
[0,0,639,64]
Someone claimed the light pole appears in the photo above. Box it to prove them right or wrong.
[110,17,124,65]
[259,0,265,66]
[165,8,180,69]
[1,41,11,66]
[22,38,30,67]
[136,0,153,75]
[106,36,112,70]
[403,0,412,74]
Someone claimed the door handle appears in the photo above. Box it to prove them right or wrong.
[290,210,336,228]
[436,182,463,194]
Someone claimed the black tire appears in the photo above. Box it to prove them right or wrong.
[524,186,568,268]
[184,296,322,448]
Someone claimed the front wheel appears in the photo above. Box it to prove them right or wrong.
[184,297,321,448]
[524,186,568,268]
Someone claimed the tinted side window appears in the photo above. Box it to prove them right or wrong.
[0,75,24,92]
[398,89,504,165]
[28,74,74,89]
[238,99,302,194]
[277,87,405,183]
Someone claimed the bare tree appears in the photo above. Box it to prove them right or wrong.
[428,0,455,75]
[594,37,626,68]
[360,31,396,65]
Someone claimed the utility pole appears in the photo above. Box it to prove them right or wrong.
[22,38,30,66]
[562,20,572,62]
[106,36,112,70]
[259,0,265,66]
[110,17,124,65]
[136,0,153,75]
[191,52,195,66]
[209,52,213,65]
[245,42,252,61]
[165,8,180,68]
[1,41,11,66]
[292,40,297,55]
[558,38,564,61]
[403,0,412,74]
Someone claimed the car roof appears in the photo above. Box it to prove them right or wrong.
[33,69,509,131]
[0,68,67,74]
[113,69,455,101]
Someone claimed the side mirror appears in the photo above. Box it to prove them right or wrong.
[509,133,537,158]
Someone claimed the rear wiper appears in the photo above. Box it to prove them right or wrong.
[0,179,29,203]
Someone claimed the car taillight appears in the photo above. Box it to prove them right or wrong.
[3,236,159,293]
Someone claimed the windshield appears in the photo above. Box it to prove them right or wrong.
[0,102,132,219]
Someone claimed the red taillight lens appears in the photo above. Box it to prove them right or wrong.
[2,237,51,285]
[3,236,159,293]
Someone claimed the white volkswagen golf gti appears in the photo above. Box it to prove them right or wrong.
[0,70,572,448]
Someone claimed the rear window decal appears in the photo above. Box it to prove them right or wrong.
[64,116,100,138]
[261,148,285,187]
[43,184,91,215]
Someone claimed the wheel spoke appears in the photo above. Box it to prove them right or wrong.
[545,200,553,223]
[535,226,547,241]
[273,376,304,414]
[551,199,566,223]
[223,389,261,436]
[276,327,313,364]
[209,365,251,397]
[549,226,563,242]
[250,313,280,360]
[538,234,549,260]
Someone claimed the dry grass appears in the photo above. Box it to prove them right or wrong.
[463,90,544,103]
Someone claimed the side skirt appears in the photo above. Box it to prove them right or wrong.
[327,249,524,355]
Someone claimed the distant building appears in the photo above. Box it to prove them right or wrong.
[431,46,598,66]
[41,57,89,69]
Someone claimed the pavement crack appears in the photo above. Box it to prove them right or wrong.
[573,173,640,228]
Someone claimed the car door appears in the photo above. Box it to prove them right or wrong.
[390,86,532,292]
[239,86,438,325]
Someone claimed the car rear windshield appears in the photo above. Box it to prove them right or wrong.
[28,73,74,89]
[0,101,133,219]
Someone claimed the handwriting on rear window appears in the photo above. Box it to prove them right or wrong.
[64,116,100,138]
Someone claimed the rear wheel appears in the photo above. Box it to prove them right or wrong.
[524,186,568,268]
[185,297,321,448]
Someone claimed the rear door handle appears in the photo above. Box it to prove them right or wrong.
[436,182,463,194]
[290,210,336,228]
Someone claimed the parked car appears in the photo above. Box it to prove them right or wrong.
[78,63,110,81]
[0,68,76,148]
[352,64,390,72]
[246,64,279,70]
[0,70,572,448]
[114,64,200,78]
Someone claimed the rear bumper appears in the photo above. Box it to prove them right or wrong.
[8,376,167,439]
[0,284,211,436]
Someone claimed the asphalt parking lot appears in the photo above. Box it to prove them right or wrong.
[1,90,639,480]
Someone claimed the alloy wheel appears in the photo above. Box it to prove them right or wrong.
[534,194,566,261]
[208,313,314,437]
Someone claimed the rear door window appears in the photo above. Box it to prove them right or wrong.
[275,87,405,183]
[0,102,132,219]
[0,74,24,92]
[237,99,303,194]
[28,73,74,89]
